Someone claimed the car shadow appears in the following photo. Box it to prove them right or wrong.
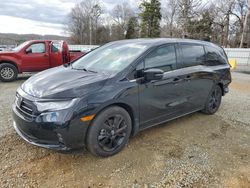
[17,74,32,80]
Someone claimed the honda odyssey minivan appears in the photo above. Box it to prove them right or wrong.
[12,39,231,157]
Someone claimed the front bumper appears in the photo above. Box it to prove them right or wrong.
[13,121,68,150]
[12,104,90,151]
[222,85,229,96]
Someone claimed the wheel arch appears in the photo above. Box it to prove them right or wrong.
[217,82,225,96]
[90,102,139,137]
[0,60,19,73]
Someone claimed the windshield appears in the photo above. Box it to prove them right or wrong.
[71,42,148,73]
[12,41,30,52]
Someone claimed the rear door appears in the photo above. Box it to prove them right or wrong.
[49,41,63,67]
[21,42,50,71]
[177,43,214,110]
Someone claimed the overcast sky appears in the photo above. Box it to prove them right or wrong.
[0,0,138,36]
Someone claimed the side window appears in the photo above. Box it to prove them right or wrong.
[26,43,45,53]
[126,61,144,80]
[180,44,205,67]
[51,42,62,53]
[144,45,177,72]
[135,61,144,78]
[51,44,59,52]
[205,46,227,65]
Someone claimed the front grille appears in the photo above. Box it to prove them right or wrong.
[20,100,33,115]
[15,93,37,121]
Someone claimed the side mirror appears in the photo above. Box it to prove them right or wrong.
[25,48,32,54]
[143,68,164,81]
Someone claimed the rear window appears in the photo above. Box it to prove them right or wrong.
[180,44,205,67]
[205,46,227,65]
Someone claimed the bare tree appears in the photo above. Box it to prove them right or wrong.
[90,4,102,44]
[223,0,235,47]
[68,3,83,44]
[240,0,250,47]
[212,0,235,47]
[232,0,248,36]
[66,0,248,47]
[67,0,103,44]
[111,2,134,39]
[177,0,202,38]
[161,0,178,37]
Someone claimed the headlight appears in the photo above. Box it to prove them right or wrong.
[36,111,69,123]
[35,98,79,112]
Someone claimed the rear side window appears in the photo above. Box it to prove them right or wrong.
[51,42,62,53]
[180,44,205,67]
[205,46,227,65]
[144,45,177,72]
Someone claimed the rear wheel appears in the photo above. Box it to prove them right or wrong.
[0,63,18,82]
[86,106,132,157]
[202,85,222,115]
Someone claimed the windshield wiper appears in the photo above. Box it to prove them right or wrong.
[72,66,98,73]
[82,68,98,73]
[63,62,71,67]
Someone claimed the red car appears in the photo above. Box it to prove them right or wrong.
[0,40,84,82]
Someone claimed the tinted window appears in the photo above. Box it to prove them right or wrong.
[205,46,227,65]
[27,43,45,53]
[144,45,177,72]
[180,44,205,67]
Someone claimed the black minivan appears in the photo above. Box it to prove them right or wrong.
[12,39,231,157]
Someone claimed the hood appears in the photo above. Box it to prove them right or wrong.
[21,66,111,99]
[0,51,16,55]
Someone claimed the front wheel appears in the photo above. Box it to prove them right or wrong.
[202,85,222,115]
[0,63,18,82]
[86,106,132,157]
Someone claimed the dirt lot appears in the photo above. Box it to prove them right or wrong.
[0,72,249,188]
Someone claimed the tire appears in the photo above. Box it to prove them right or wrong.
[202,85,222,115]
[0,63,18,82]
[86,106,132,157]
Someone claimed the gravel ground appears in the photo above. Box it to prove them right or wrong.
[0,72,250,188]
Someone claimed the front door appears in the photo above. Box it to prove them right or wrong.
[21,42,50,72]
[138,44,193,129]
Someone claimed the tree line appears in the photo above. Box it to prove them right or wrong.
[67,0,250,48]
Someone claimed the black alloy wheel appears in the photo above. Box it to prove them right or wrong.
[202,85,222,115]
[98,114,128,152]
[87,106,132,157]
